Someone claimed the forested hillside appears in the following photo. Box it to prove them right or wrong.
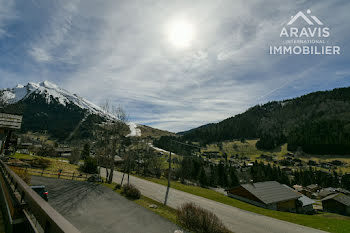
[178,87,350,154]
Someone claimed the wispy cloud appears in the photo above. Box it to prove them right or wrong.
[0,0,350,132]
[0,0,16,38]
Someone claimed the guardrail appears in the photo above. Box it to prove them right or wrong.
[0,160,81,233]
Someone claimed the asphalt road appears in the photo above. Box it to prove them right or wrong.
[101,170,328,233]
[31,176,183,233]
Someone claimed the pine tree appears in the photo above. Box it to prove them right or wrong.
[198,167,208,187]
[81,143,90,160]
[229,168,239,187]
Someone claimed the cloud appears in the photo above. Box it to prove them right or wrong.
[0,0,17,38]
[28,47,52,62]
[0,0,350,132]
[336,71,350,76]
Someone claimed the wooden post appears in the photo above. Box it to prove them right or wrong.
[164,151,172,206]
[72,172,75,180]
[41,168,44,176]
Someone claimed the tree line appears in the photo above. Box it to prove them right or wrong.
[176,87,350,154]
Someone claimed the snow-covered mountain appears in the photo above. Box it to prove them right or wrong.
[0,81,141,139]
[1,81,116,119]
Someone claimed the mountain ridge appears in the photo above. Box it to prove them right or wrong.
[0,81,172,141]
[179,86,350,154]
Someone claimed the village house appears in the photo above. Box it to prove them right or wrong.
[284,185,315,213]
[55,146,72,157]
[318,188,337,199]
[322,193,350,216]
[226,181,301,212]
[300,188,314,198]
[306,184,320,193]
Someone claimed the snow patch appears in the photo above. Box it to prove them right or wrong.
[126,122,141,137]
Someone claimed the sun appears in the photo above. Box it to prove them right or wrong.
[167,20,195,48]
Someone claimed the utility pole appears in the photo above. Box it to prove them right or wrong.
[163,140,200,206]
[164,150,172,205]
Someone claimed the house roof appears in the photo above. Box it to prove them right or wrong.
[335,188,350,195]
[241,181,301,205]
[306,184,318,190]
[283,184,315,207]
[322,193,350,206]
[293,185,303,192]
[298,195,315,207]
[318,188,336,198]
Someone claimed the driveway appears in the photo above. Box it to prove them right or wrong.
[31,176,183,233]
[100,170,327,233]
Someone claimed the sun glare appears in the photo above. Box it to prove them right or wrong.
[168,20,195,48]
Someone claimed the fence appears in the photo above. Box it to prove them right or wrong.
[9,166,91,181]
[0,160,81,233]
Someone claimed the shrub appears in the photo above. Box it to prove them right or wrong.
[29,158,51,169]
[114,183,121,190]
[69,148,81,165]
[121,184,141,199]
[79,157,98,174]
[37,146,57,157]
[176,203,229,233]
[10,167,31,184]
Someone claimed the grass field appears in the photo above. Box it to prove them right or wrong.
[136,175,350,233]
[10,153,89,181]
[203,139,350,173]
[12,153,80,173]
[203,139,289,160]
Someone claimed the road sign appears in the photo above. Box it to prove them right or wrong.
[0,113,22,130]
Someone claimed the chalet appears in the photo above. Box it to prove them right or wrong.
[226,181,301,212]
[18,142,33,148]
[297,194,315,213]
[55,147,72,157]
[322,193,350,216]
[17,142,33,154]
[300,189,314,199]
[306,184,320,193]
[320,162,334,169]
[202,151,220,159]
[318,188,337,199]
[283,184,315,213]
[293,185,303,192]
[281,167,292,174]
[335,188,350,196]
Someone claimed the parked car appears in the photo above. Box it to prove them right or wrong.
[31,185,48,201]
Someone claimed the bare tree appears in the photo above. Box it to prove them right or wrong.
[97,101,129,184]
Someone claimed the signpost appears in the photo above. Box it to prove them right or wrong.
[0,113,22,155]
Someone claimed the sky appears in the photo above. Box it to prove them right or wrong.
[0,0,349,132]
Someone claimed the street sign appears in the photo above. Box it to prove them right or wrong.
[0,113,22,130]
